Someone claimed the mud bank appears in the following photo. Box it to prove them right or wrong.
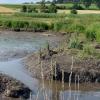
[24,49,100,83]
[0,73,31,99]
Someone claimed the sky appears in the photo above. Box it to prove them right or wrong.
[0,0,52,4]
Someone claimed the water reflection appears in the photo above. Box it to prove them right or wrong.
[33,80,100,100]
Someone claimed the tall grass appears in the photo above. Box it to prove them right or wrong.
[14,12,66,18]
[0,19,50,31]
[85,23,100,42]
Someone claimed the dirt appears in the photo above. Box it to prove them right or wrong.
[58,10,100,14]
[0,6,16,13]
[0,73,31,100]
[24,48,100,83]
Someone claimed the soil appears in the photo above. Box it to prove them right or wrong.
[24,49,100,83]
[0,73,31,100]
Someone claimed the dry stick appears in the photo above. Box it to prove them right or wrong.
[76,75,80,100]
[61,69,64,100]
[36,88,42,100]
[54,61,58,100]
[74,74,77,100]
[29,92,32,100]
[50,59,53,100]
[68,56,74,100]
[40,61,48,100]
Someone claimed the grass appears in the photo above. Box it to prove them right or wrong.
[0,3,99,10]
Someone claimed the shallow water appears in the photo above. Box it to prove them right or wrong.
[0,31,100,100]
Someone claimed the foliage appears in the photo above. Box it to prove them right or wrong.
[85,23,100,42]
[82,0,92,8]
[21,5,27,12]
[70,9,78,14]
[95,0,100,9]
[40,0,47,13]
[71,3,84,10]
[68,37,83,50]
[48,2,57,13]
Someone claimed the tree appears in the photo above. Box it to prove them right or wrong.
[27,6,33,13]
[95,0,100,9]
[53,0,56,3]
[56,0,63,3]
[21,5,27,12]
[48,2,57,13]
[40,0,47,12]
[82,0,92,8]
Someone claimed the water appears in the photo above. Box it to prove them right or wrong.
[0,31,100,100]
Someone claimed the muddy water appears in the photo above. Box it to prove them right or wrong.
[0,31,100,100]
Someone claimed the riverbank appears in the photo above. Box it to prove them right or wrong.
[0,73,31,99]
[24,46,100,83]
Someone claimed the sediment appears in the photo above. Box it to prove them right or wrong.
[24,49,100,83]
[0,73,31,99]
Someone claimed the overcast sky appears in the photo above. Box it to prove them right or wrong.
[0,0,52,4]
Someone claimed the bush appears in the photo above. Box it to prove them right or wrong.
[21,5,27,12]
[56,5,66,9]
[70,9,78,14]
[27,6,33,13]
[71,4,84,10]
[48,2,57,13]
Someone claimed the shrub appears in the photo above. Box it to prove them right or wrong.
[40,1,47,13]
[82,0,92,8]
[56,5,66,9]
[27,6,33,13]
[48,2,57,13]
[71,4,84,10]
[70,9,78,14]
[95,0,100,9]
[21,5,27,12]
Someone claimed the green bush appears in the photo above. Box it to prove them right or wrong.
[21,5,27,12]
[48,2,57,13]
[71,4,84,10]
[70,9,78,14]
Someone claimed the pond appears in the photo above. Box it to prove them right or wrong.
[0,31,100,100]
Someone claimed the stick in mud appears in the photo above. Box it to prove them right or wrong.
[61,69,64,100]
[68,56,74,100]
[40,61,48,100]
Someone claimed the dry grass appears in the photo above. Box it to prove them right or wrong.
[0,6,16,13]
[58,10,100,14]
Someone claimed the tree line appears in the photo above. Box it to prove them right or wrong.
[55,0,100,9]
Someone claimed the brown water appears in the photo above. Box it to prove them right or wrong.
[33,81,100,100]
[0,31,100,100]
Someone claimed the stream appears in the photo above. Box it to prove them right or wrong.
[0,31,100,100]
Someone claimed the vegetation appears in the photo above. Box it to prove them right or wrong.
[70,9,78,14]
